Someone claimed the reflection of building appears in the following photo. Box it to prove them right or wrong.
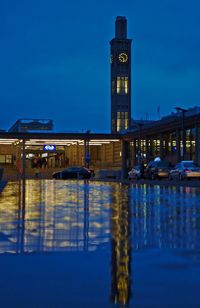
[0,180,111,254]
[129,185,199,251]
[0,180,200,308]
[110,17,132,133]
[110,187,131,306]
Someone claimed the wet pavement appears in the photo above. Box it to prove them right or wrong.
[0,180,200,307]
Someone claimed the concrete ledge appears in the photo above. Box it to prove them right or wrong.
[96,169,121,180]
[91,178,200,187]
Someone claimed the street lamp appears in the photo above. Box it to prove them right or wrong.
[85,130,91,168]
[136,122,144,165]
[174,107,187,160]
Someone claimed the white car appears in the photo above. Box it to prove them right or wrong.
[169,161,200,180]
[128,165,142,180]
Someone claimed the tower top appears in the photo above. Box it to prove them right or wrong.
[115,16,127,39]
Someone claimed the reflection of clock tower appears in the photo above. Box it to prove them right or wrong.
[110,16,132,133]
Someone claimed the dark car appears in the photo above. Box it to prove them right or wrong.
[145,160,172,180]
[53,166,93,179]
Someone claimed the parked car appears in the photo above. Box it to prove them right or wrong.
[128,165,142,180]
[169,161,200,180]
[53,166,93,179]
[145,160,172,180]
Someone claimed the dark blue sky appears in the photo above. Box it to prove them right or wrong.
[0,0,200,132]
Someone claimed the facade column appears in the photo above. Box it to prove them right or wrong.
[195,125,200,165]
[21,139,26,180]
[131,139,136,166]
[176,129,181,162]
[84,140,87,168]
[159,134,164,159]
[84,138,90,168]
[133,139,137,165]
[121,140,128,179]
[182,113,186,160]
[149,138,154,160]
[145,137,149,162]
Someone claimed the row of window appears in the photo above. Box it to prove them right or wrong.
[117,112,129,132]
[112,77,129,95]
[129,128,197,161]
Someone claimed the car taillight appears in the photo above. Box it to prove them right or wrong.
[184,169,192,173]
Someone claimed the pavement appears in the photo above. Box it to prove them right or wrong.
[1,172,200,189]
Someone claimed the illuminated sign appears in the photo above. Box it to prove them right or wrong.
[43,145,56,151]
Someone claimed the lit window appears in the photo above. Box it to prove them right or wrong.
[0,155,12,164]
[117,112,129,131]
[117,77,128,94]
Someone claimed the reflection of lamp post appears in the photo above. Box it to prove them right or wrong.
[174,107,187,160]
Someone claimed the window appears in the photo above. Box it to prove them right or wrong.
[185,128,196,159]
[117,77,128,94]
[117,112,129,132]
[112,79,115,94]
[0,155,12,164]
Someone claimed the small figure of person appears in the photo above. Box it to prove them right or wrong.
[43,158,47,168]
[32,155,39,168]
[34,167,40,178]
[65,157,69,167]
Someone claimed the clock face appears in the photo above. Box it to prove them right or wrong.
[118,53,128,63]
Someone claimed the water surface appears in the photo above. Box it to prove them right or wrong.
[0,180,200,307]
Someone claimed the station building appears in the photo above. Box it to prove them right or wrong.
[125,106,200,167]
[0,127,123,179]
[1,17,200,179]
[1,107,200,179]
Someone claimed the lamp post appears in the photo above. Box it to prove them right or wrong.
[174,107,187,160]
[84,130,91,168]
[136,122,144,165]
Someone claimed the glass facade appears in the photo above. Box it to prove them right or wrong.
[129,125,197,165]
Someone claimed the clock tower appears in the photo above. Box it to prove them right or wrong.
[110,16,132,133]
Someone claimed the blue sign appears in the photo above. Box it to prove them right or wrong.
[43,144,56,151]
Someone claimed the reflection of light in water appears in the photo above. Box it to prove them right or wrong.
[110,185,131,306]
[129,184,200,250]
[0,180,113,254]
[0,180,200,305]
[0,181,200,255]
